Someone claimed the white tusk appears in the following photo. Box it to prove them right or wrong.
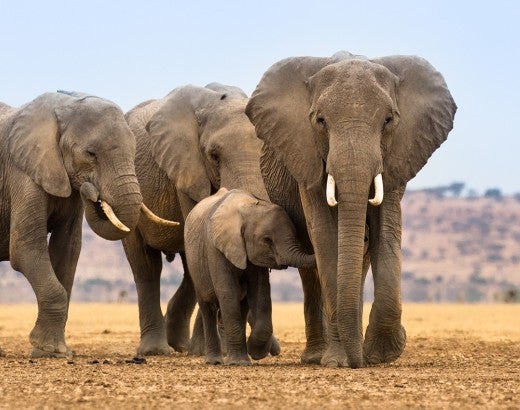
[368,174,384,206]
[141,203,180,227]
[99,201,131,232]
[326,174,338,207]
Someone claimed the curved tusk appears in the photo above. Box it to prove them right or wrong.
[368,174,384,206]
[141,203,180,227]
[326,174,338,207]
[99,201,130,232]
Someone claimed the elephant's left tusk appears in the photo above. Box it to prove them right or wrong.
[141,203,180,227]
[368,174,384,206]
[99,201,131,232]
[326,174,338,207]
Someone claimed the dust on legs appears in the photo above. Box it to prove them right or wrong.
[363,323,407,365]
[137,329,172,356]
[300,339,327,364]
[29,320,69,358]
[320,342,349,368]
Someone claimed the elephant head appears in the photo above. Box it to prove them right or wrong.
[8,92,174,240]
[145,83,268,205]
[209,189,316,270]
[246,52,456,367]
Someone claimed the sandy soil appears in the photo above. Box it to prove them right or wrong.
[1,303,519,409]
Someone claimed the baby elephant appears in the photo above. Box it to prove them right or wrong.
[185,188,315,365]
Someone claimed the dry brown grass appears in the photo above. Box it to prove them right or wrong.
[1,303,519,409]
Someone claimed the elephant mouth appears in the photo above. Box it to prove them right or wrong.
[94,200,109,221]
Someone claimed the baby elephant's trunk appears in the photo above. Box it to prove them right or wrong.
[277,239,316,269]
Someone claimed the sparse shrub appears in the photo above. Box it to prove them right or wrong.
[484,188,502,200]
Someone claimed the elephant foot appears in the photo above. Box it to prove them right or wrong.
[224,354,251,366]
[30,346,72,359]
[320,344,349,368]
[300,340,327,365]
[137,333,172,356]
[205,354,223,365]
[269,335,281,356]
[29,323,69,358]
[363,323,407,365]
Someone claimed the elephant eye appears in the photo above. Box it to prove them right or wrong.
[384,116,393,126]
[86,149,96,159]
[316,116,326,127]
[263,236,273,246]
[210,152,219,163]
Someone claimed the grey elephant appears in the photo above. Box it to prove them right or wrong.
[122,83,275,356]
[246,52,457,368]
[0,92,174,357]
[185,188,315,365]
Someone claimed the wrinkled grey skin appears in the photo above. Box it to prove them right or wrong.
[185,188,315,365]
[246,52,456,368]
[0,92,143,357]
[122,84,275,356]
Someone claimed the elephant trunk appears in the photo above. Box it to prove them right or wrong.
[330,127,382,368]
[336,185,369,368]
[220,151,269,201]
[275,234,316,269]
[81,174,143,241]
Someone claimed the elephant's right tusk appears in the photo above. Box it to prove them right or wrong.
[326,174,338,207]
[368,174,384,206]
[141,203,180,227]
[99,201,131,232]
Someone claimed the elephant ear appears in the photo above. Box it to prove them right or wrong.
[246,52,356,188]
[373,56,457,191]
[8,93,72,197]
[209,189,257,270]
[146,86,213,202]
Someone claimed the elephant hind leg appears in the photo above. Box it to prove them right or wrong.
[165,252,198,352]
[198,301,222,365]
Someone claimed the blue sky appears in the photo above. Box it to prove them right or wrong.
[1,1,519,193]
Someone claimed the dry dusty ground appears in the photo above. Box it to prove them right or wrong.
[1,303,519,409]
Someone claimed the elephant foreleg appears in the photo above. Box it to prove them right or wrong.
[298,267,327,364]
[364,188,407,364]
[299,186,347,367]
[122,229,170,356]
[10,190,69,358]
[246,266,274,361]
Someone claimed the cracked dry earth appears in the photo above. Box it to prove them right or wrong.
[1,303,519,409]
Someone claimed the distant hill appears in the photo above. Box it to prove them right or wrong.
[1,185,519,303]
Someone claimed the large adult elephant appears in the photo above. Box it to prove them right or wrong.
[0,92,172,357]
[122,83,272,355]
[246,52,457,368]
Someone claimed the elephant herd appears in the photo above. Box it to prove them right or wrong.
[0,51,456,368]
